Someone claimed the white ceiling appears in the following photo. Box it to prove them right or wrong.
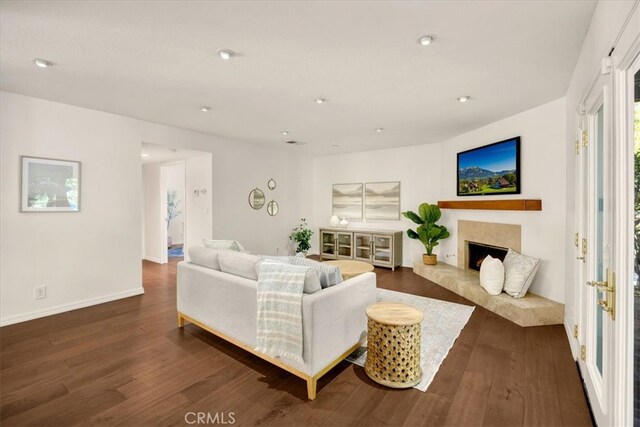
[0,1,596,156]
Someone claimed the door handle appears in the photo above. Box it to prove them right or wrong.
[587,269,616,320]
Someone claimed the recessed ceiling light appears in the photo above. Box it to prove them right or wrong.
[141,153,150,158]
[375,128,384,133]
[33,58,52,68]
[281,131,289,135]
[457,96,471,103]
[200,106,211,112]
[332,144,339,149]
[315,98,327,104]
[217,49,234,60]
[418,35,434,46]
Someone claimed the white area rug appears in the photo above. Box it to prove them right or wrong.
[347,288,475,392]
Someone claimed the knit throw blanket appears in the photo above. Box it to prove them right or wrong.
[255,260,307,364]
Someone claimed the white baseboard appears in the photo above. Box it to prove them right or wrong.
[0,287,145,327]
[564,317,579,361]
[144,255,164,264]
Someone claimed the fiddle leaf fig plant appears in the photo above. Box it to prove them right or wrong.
[289,218,313,253]
[402,203,450,255]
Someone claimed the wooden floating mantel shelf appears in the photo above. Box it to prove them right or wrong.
[437,199,542,211]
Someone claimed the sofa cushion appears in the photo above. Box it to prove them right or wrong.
[479,255,504,295]
[503,248,541,298]
[203,239,244,251]
[290,256,343,288]
[188,246,222,270]
[218,251,262,280]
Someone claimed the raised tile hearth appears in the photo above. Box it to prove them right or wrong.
[413,262,564,327]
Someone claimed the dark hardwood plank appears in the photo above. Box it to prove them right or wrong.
[0,259,592,426]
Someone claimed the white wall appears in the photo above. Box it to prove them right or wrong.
[165,162,185,245]
[140,123,314,256]
[184,153,213,261]
[562,1,638,347]
[0,91,144,325]
[438,98,567,303]
[142,162,164,263]
[1,91,313,325]
[313,144,442,266]
[313,99,566,303]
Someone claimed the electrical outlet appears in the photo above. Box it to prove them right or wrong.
[34,286,46,300]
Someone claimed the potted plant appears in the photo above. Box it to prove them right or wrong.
[402,203,450,265]
[289,218,313,254]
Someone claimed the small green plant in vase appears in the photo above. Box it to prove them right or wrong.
[289,218,313,254]
[402,203,450,265]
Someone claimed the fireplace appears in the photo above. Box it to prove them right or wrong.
[467,242,508,271]
[457,220,521,271]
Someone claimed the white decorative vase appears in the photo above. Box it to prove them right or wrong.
[339,217,349,228]
[330,215,340,227]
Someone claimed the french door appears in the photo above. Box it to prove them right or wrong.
[575,64,616,426]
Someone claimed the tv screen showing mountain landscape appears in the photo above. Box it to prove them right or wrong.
[457,137,520,196]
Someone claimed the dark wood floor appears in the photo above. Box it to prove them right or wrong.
[0,258,593,426]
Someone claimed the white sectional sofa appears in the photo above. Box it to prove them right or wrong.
[176,248,377,400]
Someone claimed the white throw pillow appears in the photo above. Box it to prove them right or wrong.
[502,248,541,298]
[188,246,222,270]
[218,251,262,280]
[479,255,504,295]
[290,257,343,288]
[203,239,244,251]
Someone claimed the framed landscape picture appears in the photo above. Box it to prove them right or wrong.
[364,182,401,220]
[21,156,80,212]
[332,183,363,219]
[457,137,520,196]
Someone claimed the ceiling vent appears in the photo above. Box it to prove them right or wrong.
[285,140,306,145]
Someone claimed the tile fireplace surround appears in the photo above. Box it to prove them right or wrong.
[413,219,564,327]
[457,220,520,269]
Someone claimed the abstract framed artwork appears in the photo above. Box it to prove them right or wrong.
[332,183,363,219]
[364,182,401,220]
[21,156,80,212]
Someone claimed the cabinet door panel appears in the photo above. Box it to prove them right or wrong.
[354,233,372,261]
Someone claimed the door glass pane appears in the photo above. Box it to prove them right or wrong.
[374,236,391,262]
[633,68,639,426]
[322,232,335,255]
[355,234,371,260]
[595,104,604,375]
[338,233,352,257]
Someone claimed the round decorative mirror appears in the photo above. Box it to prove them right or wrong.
[267,200,279,216]
[248,188,265,210]
[267,178,276,190]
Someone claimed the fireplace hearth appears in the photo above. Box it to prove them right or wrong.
[468,242,508,271]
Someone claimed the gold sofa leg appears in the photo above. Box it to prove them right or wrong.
[306,377,317,400]
[178,313,185,328]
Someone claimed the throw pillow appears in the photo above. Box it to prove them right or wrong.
[258,256,321,294]
[218,251,262,280]
[502,248,541,298]
[290,256,343,288]
[203,239,244,251]
[479,255,504,295]
[188,246,222,270]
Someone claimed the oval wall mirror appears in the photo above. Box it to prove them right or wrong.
[267,178,276,190]
[249,188,265,210]
[267,200,279,216]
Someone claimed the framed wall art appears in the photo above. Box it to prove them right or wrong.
[332,183,363,219]
[364,181,400,220]
[21,156,80,212]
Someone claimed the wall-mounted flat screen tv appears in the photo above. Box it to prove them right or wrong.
[457,136,520,196]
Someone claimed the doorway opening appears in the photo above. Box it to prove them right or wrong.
[141,142,212,265]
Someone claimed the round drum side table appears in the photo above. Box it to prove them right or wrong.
[364,301,423,388]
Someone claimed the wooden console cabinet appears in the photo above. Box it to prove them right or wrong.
[319,228,403,270]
